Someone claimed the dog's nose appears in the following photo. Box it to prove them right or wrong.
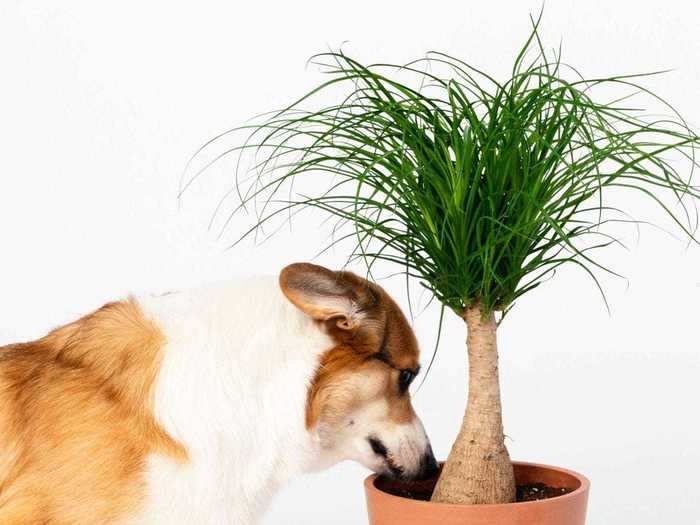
[415,444,439,480]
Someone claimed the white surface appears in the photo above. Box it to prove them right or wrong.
[1,1,699,523]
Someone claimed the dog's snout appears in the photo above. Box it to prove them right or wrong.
[359,416,435,481]
[415,444,439,480]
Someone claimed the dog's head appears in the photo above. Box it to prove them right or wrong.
[280,263,438,481]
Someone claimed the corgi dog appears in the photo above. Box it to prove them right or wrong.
[0,263,437,524]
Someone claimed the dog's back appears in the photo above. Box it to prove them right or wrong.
[0,299,187,524]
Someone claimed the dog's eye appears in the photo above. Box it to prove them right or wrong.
[398,369,415,393]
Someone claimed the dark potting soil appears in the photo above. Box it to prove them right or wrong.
[516,482,573,502]
[375,476,573,503]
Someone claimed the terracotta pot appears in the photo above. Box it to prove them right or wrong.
[365,461,590,525]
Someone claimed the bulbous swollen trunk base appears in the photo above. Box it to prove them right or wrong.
[431,436,515,504]
[430,306,516,505]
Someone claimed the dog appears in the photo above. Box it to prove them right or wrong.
[0,263,437,524]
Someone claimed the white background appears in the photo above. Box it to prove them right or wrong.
[1,1,699,523]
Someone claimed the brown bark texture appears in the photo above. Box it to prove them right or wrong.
[430,305,516,504]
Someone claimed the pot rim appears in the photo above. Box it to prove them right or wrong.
[364,461,590,510]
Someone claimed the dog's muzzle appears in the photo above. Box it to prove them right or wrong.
[368,436,439,480]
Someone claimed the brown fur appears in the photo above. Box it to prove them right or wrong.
[0,299,186,525]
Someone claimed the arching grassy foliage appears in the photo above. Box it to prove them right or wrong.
[185,17,700,316]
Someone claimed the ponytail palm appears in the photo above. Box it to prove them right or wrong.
[190,18,700,504]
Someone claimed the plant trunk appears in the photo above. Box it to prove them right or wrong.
[431,304,515,504]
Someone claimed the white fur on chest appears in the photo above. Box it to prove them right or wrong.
[132,277,333,525]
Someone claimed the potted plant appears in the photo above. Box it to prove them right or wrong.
[186,13,699,525]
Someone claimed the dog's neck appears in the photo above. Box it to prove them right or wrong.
[135,277,333,524]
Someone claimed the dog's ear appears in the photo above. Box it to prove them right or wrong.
[279,263,364,330]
